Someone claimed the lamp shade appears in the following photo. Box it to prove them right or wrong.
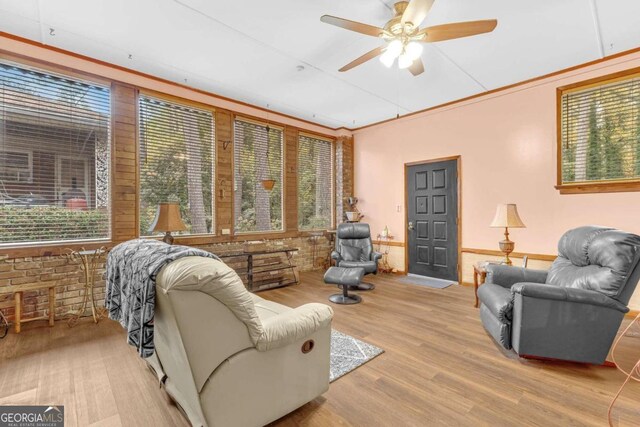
[149,203,187,233]
[490,204,526,228]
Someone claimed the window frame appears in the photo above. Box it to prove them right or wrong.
[556,66,640,194]
[0,148,33,184]
[0,58,113,248]
[297,131,336,231]
[232,115,285,235]
[137,91,217,239]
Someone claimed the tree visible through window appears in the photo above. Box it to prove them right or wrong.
[298,134,333,230]
[139,95,214,236]
[560,75,640,188]
[0,61,111,244]
[233,119,283,233]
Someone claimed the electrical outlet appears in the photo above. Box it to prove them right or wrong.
[221,228,231,235]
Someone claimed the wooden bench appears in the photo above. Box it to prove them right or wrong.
[0,283,57,333]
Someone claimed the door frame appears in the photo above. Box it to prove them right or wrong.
[404,155,462,282]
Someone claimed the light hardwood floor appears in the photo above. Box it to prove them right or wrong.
[1,271,639,426]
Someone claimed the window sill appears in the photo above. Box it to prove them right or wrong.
[556,181,640,194]
[0,239,112,258]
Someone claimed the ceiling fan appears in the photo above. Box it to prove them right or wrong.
[320,0,497,76]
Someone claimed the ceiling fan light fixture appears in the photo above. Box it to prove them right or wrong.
[320,0,497,77]
[398,53,413,69]
[380,50,396,68]
[405,42,423,60]
[386,39,403,57]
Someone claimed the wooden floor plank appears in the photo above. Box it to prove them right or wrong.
[0,271,638,426]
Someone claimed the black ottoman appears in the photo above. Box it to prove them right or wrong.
[324,267,365,304]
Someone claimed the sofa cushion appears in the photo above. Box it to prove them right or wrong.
[337,223,371,239]
[477,283,513,323]
[547,226,640,298]
[341,244,363,262]
[338,260,377,274]
[336,223,374,262]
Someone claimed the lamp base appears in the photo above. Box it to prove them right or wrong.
[498,227,515,265]
[162,231,174,245]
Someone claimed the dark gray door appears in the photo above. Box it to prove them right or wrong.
[407,159,458,280]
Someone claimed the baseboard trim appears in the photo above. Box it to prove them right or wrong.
[388,270,406,275]
[372,240,405,247]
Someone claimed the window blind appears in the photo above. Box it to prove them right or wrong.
[560,76,640,185]
[298,134,333,230]
[233,118,283,233]
[139,95,215,236]
[0,61,111,245]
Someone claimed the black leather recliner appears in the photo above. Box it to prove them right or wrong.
[331,223,382,290]
[478,225,640,364]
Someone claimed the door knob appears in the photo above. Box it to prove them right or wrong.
[408,221,414,231]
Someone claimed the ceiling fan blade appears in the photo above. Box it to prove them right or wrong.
[320,15,384,37]
[419,19,498,43]
[408,59,425,76]
[401,0,435,28]
[338,46,385,72]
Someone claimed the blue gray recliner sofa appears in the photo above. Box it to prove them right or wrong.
[478,225,640,364]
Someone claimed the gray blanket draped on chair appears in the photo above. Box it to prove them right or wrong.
[105,239,218,357]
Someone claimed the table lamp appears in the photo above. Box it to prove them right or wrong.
[490,203,526,265]
[149,202,187,244]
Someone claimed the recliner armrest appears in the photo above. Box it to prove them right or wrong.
[330,251,342,263]
[371,251,382,263]
[511,282,629,313]
[486,265,548,288]
[256,303,334,351]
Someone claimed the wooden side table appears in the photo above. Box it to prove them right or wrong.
[473,263,487,308]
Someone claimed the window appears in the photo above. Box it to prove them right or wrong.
[558,71,640,193]
[0,61,111,245]
[139,95,215,236]
[0,149,32,183]
[233,118,283,233]
[298,134,334,230]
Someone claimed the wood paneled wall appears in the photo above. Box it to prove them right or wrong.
[284,127,299,232]
[215,110,234,234]
[111,84,138,243]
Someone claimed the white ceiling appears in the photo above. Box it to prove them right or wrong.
[1,0,639,129]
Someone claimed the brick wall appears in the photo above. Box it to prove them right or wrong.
[0,253,106,323]
[0,235,333,323]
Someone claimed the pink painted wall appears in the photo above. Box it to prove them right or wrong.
[353,51,640,257]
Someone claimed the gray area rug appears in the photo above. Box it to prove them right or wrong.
[330,330,384,382]
[397,273,457,289]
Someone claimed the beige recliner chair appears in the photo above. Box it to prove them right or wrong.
[145,256,334,427]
